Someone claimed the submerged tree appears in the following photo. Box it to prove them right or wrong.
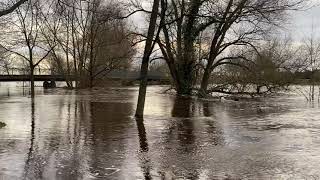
[39,0,135,88]
[0,0,29,76]
[135,0,161,118]
[212,38,299,95]
[85,2,135,87]
[131,0,306,96]
[0,0,55,97]
[296,27,320,101]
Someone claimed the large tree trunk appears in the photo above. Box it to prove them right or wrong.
[135,0,160,118]
[199,67,211,97]
[30,65,35,98]
[178,40,195,95]
[175,0,202,96]
[176,64,194,95]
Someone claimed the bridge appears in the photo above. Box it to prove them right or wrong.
[0,75,74,81]
[0,71,170,82]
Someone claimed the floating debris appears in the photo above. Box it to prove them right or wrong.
[105,168,121,176]
[0,122,6,128]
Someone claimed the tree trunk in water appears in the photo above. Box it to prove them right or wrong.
[30,66,35,98]
[89,73,94,88]
[135,0,160,118]
[175,0,202,96]
[176,63,194,95]
[199,67,211,97]
[177,42,196,95]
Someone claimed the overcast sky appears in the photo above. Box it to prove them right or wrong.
[288,2,320,41]
[129,1,320,43]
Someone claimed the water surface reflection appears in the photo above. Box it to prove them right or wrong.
[0,85,320,179]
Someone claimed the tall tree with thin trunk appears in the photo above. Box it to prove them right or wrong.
[135,0,160,118]
[0,0,55,97]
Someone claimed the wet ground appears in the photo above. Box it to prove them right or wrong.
[0,82,320,179]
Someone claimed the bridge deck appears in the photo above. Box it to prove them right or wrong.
[0,74,170,82]
[0,75,73,81]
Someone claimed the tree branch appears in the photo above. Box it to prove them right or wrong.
[0,0,28,17]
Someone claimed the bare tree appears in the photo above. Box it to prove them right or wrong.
[296,25,320,101]
[38,0,135,88]
[0,0,28,17]
[0,0,55,97]
[135,0,161,118]
[212,38,299,95]
[0,0,29,77]
[131,0,306,96]
[85,1,135,87]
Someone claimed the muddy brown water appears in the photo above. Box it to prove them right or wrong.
[0,82,320,179]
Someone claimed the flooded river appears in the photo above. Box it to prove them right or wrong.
[0,82,320,179]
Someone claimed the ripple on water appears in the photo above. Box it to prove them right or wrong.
[0,85,320,179]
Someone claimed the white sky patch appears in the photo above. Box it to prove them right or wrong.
[282,1,320,40]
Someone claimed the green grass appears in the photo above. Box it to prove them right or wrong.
[0,122,6,128]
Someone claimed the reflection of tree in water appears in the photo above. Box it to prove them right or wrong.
[21,93,141,179]
[136,118,152,180]
[61,100,90,179]
[202,101,213,117]
[24,98,42,180]
[17,90,297,179]
[23,97,90,180]
[136,118,148,152]
[201,101,225,146]
[171,96,196,147]
[171,96,195,118]
[88,101,135,179]
[155,97,228,179]
[156,96,200,179]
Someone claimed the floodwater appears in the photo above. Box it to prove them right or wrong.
[0,82,320,179]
